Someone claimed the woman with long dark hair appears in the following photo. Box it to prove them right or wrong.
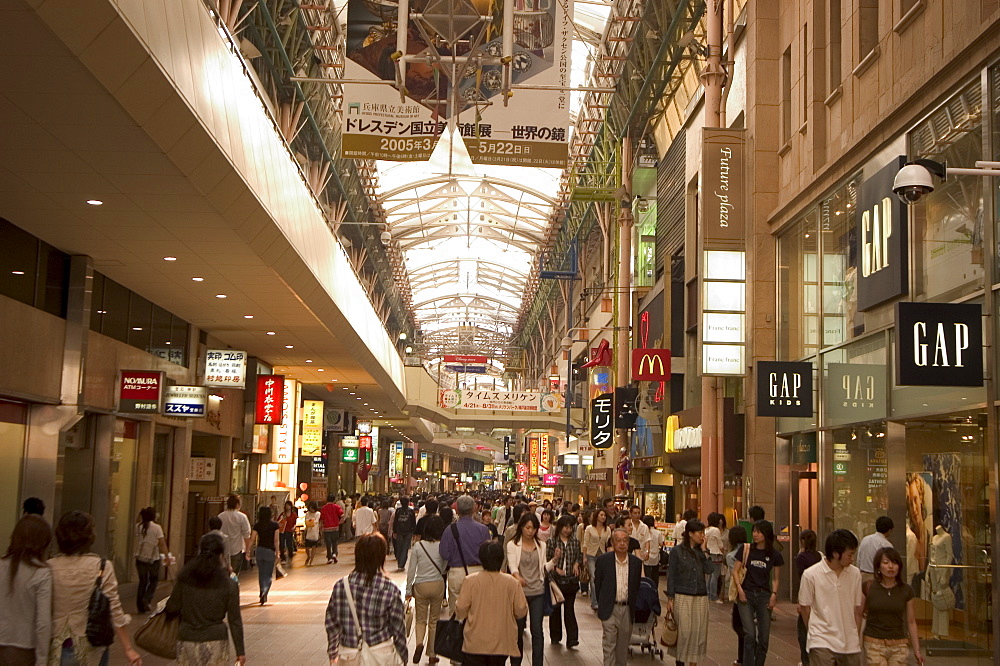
[732,520,784,666]
[406,515,446,664]
[277,501,297,564]
[705,512,726,602]
[325,533,406,665]
[134,507,170,613]
[505,512,548,666]
[862,547,923,666]
[666,519,714,665]
[166,533,245,665]
[546,514,582,647]
[252,506,279,605]
[794,529,822,665]
[0,515,52,665]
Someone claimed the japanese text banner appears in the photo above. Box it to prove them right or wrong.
[439,389,563,412]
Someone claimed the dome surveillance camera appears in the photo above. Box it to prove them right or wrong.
[892,163,935,204]
[380,230,392,245]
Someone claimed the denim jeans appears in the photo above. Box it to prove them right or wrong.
[395,533,413,569]
[135,559,160,613]
[256,547,275,602]
[707,560,722,601]
[738,588,773,666]
[323,528,339,559]
[587,555,599,609]
[512,593,544,666]
[61,644,108,666]
[279,532,296,561]
[797,614,810,665]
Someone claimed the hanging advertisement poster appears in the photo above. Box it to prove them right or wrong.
[394,441,405,479]
[204,350,247,388]
[439,389,562,412]
[302,400,324,456]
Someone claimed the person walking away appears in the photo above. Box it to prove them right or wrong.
[251,507,279,605]
[798,529,863,666]
[667,519,714,666]
[856,517,894,584]
[378,501,395,554]
[406,515,447,664]
[325,533,407,665]
[500,503,528,573]
[165,533,246,666]
[277,501,297,564]
[303,501,322,566]
[733,520,784,666]
[726,525,749,665]
[319,494,344,564]
[704,513,727,602]
[862,547,924,666]
[546,515,583,648]
[0,515,52,665]
[353,497,378,537]
[393,496,417,572]
[22,497,45,518]
[593,527,642,666]
[642,514,664,584]
[439,495,490,617]
[414,499,440,543]
[583,509,611,610]
[218,495,252,576]
[456,541,529,666]
[48,511,141,666]
[794,530,823,665]
[505,514,548,666]
[134,507,171,614]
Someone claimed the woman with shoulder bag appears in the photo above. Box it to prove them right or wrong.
[505,514,549,666]
[326,533,407,665]
[134,507,170,614]
[165,533,245,666]
[545,515,582,648]
[732,521,784,666]
[0,515,53,665]
[406,515,446,664]
[456,541,528,665]
[666,519,715,666]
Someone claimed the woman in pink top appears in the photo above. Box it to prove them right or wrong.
[537,509,555,543]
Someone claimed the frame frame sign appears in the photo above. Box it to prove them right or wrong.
[857,156,908,311]
[756,361,813,417]
[163,385,208,417]
[119,371,164,414]
[591,392,614,449]
[895,301,983,386]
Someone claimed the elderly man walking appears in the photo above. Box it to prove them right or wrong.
[594,527,643,665]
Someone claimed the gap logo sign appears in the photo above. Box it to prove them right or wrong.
[857,156,908,311]
[756,361,813,417]
[895,301,982,386]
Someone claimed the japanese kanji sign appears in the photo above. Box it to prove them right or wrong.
[119,371,164,414]
[163,385,207,417]
[591,392,614,449]
[254,375,284,425]
[302,400,324,456]
[528,435,540,475]
[438,389,563,412]
[205,349,247,388]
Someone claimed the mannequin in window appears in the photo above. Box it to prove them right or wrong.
[928,524,954,637]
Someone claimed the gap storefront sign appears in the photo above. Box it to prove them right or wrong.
[756,361,813,417]
[857,156,908,311]
[895,301,983,386]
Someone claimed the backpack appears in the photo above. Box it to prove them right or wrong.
[394,507,416,533]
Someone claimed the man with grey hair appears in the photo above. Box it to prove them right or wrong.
[594,527,643,665]
[439,495,491,617]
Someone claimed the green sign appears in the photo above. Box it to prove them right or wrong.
[341,447,359,463]
[833,461,848,476]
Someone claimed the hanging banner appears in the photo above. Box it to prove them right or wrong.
[119,371,164,414]
[701,128,746,248]
[254,375,284,425]
[204,350,247,388]
[591,392,614,449]
[163,385,208,417]
[444,354,489,373]
[272,379,298,464]
[394,441,405,479]
[539,434,550,472]
[858,156,909,311]
[439,389,562,412]
[302,400,324,456]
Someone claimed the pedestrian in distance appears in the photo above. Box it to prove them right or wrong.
[251,506,279,605]
[456,540,529,666]
[794,529,822,665]
[303,501,322,566]
[862,547,924,666]
[0,515,52,665]
[165,533,246,666]
[277,501,297,564]
[798,529,863,666]
[666,519,714,666]
[582,508,611,610]
[593,527,643,666]
[353,496,378,537]
[705,512,727,602]
[642,514,665,585]
[726,525,748,666]
[733,520,784,666]
[319,493,344,564]
[406,515,446,664]
[218,495,252,576]
[393,496,417,571]
[134,507,171,614]
[856,517,894,584]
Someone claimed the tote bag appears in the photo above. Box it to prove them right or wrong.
[338,580,402,666]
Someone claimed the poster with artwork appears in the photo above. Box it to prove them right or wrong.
[905,471,933,590]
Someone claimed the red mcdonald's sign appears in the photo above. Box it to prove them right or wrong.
[631,349,671,381]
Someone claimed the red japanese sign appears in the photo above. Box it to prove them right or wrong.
[254,375,284,425]
[631,348,671,381]
[517,463,528,483]
[119,371,164,414]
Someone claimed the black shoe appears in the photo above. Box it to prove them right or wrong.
[413,644,423,663]
[551,638,561,645]
[567,640,579,649]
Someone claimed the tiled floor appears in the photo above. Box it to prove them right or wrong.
[112,541,808,665]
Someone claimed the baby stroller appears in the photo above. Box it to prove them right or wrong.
[629,576,664,659]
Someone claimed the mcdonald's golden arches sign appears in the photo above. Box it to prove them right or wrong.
[631,349,671,382]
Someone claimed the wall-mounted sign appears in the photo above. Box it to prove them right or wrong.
[119,371,164,414]
[591,393,614,449]
[272,379,298,464]
[420,451,428,471]
[701,250,746,375]
[542,474,561,486]
[614,387,639,429]
[825,363,886,423]
[254,375,284,425]
[538,435,549,472]
[301,400,324,456]
[342,435,359,448]
[756,361,813,417]
[632,348,671,381]
[895,301,982,386]
[666,425,702,451]
[439,389,563,412]
[503,435,511,460]
[189,457,217,482]
[325,408,349,433]
[791,432,817,465]
[858,156,908,311]
[394,442,405,478]
[517,463,528,484]
[702,128,746,247]
[342,447,360,463]
[164,385,208,417]
[204,350,247,388]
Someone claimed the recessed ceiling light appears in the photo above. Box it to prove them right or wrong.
[164,256,177,261]
[191,277,204,282]
[349,392,355,395]
[305,359,312,363]
[356,397,361,400]
[363,403,368,406]
[266,331,276,335]
[165,341,171,345]
[11,271,24,275]
[215,294,227,299]
[97,310,106,314]
[331,379,337,382]
[131,327,143,331]
[86,199,103,206]
[317,369,325,372]
[285,345,294,349]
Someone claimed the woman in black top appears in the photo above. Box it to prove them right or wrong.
[666,519,714,665]
[863,547,923,665]
[166,533,245,665]
[794,530,822,665]
[252,506,279,605]
[732,520,783,666]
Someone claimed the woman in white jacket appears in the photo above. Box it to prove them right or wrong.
[506,513,555,666]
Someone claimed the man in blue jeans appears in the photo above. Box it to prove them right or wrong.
[319,493,344,563]
[392,496,416,571]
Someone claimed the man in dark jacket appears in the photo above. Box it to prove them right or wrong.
[594,527,643,665]
[392,496,416,571]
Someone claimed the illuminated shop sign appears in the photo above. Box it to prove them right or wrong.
[204,349,247,388]
[272,379,298,464]
[302,400,324,456]
[254,375,284,425]
[632,348,671,381]
[119,370,164,414]
[756,361,813,417]
[590,393,614,449]
[895,301,982,386]
[858,156,908,311]
[825,363,886,422]
[528,435,540,475]
[163,385,207,417]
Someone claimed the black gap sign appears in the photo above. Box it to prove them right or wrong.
[857,156,908,311]
[895,301,982,386]
[756,361,813,417]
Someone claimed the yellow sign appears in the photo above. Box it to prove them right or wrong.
[539,434,549,472]
[302,400,324,456]
[528,435,540,476]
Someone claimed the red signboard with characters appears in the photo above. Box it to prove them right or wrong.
[119,371,164,414]
[254,375,285,425]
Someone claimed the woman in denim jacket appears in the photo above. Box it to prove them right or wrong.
[666,519,714,665]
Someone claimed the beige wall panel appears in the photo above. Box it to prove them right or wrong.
[0,297,64,402]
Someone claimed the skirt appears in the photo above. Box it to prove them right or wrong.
[670,593,709,662]
[177,639,233,666]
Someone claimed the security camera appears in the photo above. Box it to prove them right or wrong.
[892,163,935,204]
[380,230,392,245]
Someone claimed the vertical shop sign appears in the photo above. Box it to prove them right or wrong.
[517,463,528,484]
[119,371,164,414]
[254,375,284,425]
[528,435,540,475]
[204,350,247,388]
[858,156,908,311]
[272,379,298,464]
[359,435,373,466]
[388,440,398,478]
[420,451,428,471]
[539,434,549,473]
[701,129,746,246]
[756,361,814,417]
[590,393,614,449]
[394,441,405,479]
[163,385,208,416]
[302,400,324,456]
[894,301,983,386]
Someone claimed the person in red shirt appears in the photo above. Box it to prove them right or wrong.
[278,501,298,563]
[320,493,345,564]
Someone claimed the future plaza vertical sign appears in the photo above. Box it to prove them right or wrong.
[700,128,747,376]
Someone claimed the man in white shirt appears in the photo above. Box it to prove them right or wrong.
[855,516,893,583]
[626,504,651,561]
[218,494,252,575]
[672,509,696,545]
[798,529,864,666]
[352,496,378,536]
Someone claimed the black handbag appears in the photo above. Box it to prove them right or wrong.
[434,615,465,661]
[86,558,115,647]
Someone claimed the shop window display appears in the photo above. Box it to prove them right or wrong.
[828,423,887,537]
[777,212,818,360]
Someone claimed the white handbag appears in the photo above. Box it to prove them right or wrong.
[339,579,402,666]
